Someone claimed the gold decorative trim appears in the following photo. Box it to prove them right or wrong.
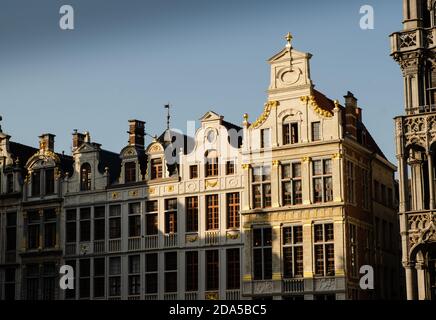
[186,234,198,243]
[272,272,282,280]
[243,274,252,281]
[149,187,155,195]
[301,156,311,163]
[333,153,343,160]
[205,292,219,300]
[205,179,218,188]
[272,160,280,167]
[242,164,250,170]
[226,231,240,240]
[111,192,120,200]
[249,101,280,129]
[300,95,333,118]
[128,190,139,197]
[166,185,175,193]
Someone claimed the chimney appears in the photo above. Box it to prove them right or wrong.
[128,120,145,149]
[72,129,86,151]
[344,91,358,139]
[39,133,55,152]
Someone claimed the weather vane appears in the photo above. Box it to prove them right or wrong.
[285,32,293,48]
[164,103,171,131]
[0,115,3,133]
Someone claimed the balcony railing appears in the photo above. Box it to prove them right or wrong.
[108,239,121,252]
[94,240,105,254]
[128,295,141,300]
[164,234,178,248]
[185,292,198,300]
[205,230,219,246]
[225,290,241,300]
[144,294,158,300]
[144,235,158,249]
[283,278,305,293]
[391,28,436,54]
[65,243,76,256]
[164,293,178,300]
[128,237,142,251]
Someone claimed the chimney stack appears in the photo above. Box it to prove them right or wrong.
[72,129,86,152]
[128,120,145,149]
[39,133,55,152]
[344,91,358,139]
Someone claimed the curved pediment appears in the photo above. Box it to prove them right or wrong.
[146,142,164,154]
[120,146,138,158]
[26,150,60,169]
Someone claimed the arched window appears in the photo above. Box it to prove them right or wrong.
[282,117,299,145]
[80,163,91,191]
[205,150,219,177]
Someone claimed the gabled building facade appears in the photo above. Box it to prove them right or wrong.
[1,35,401,300]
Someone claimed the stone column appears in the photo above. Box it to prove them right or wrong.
[271,224,282,293]
[416,262,428,300]
[397,154,409,213]
[55,207,60,250]
[242,227,252,296]
[334,216,345,277]
[301,157,311,205]
[272,161,280,208]
[427,151,435,210]
[404,262,417,300]
[38,209,44,250]
[241,165,251,210]
[302,219,313,294]
[333,153,343,202]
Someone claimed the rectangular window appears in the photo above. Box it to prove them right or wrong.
[206,156,218,177]
[128,202,141,237]
[282,162,302,206]
[165,252,177,293]
[145,253,158,294]
[25,264,40,300]
[6,173,14,193]
[346,161,355,203]
[109,205,121,239]
[41,263,56,300]
[128,255,141,296]
[185,251,198,292]
[79,259,90,299]
[253,227,272,280]
[311,122,321,141]
[80,208,91,242]
[226,160,235,175]
[109,257,121,297]
[125,161,136,183]
[94,206,105,241]
[283,226,303,278]
[146,201,158,235]
[27,211,40,249]
[252,166,271,208]
[260,128,271,148]
[374,180,380,202]
[361,168,370,209]
[165,198,177,234]
[186,196,198,233]
[6,212,17,251]
[381,184,387,206]
[349,224,358,277]
[66,209,77,243]
[151,158,163,180]
[226,248,240,290]
[314,223,335,277]
[227,192,240,229]
[206,250,219,291]
[283,123,299,145]
[44,209,57,248]
[313,159,333,203]
[94,258,105,298]
[206,194,219,230]
[45,168,55,195]
[32,170,41,196]
[65,260,76,299]
[4,268,16,300]
[189,165,198,179]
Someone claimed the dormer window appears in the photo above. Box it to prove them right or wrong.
[283,122,298,145]
[45,168,55,195]
[31,171,41,196]
[125,162,136,183]
[205,150,218,177]
[150,158,163,180]
[80,163,91,191]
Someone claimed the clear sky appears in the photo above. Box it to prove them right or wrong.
[0,0,403,163]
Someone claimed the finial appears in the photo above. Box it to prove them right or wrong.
[285,32,293,48]
[243,113,249,127]
[0,115,3,133]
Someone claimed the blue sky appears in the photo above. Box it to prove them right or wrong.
[0,0,403,163]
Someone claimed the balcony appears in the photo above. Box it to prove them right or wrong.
[406,210,436,247]
[144,235,158,249]
[164,233,178,248]
[205,230,220,246]
[164,293,178,300]
[283,278,304,293]
[94,240,105,254]
[225,290,241,300]
[108,239,121,252]
[391,28,436,54]
[128,237,142,251]
[65,243,76,256]
[185,292,198,300]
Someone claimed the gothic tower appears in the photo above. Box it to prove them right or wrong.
[391,0,436,300]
